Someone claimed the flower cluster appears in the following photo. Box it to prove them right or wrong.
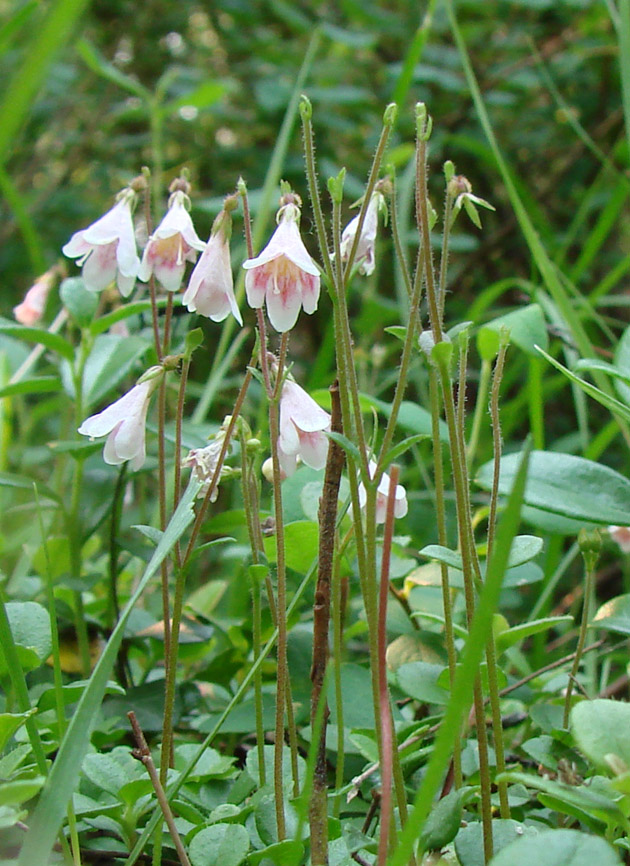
[65,175,408,525]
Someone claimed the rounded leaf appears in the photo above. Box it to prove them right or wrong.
[488,828,620,866]
[188,823,249,866]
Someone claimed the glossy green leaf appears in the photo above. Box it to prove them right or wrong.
[81,335,149,408]
[419,535,543,571]
[476,450,630,525]
[495,616,572,653]
[0,711,37,754]
[593,594,630,636]
[248,840,304,866]
[0,778,45,807]
[488,829,621,866]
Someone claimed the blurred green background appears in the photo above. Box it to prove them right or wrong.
[2,0,626,316]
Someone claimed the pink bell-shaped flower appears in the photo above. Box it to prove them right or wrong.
[277,378,330,476]
[78,367,163,470]
[183,204,242,324]
[139,189,205,292]
[62,189,140,297]
[242,196,320,332]
[339,191,382,276]
[358,460,408,524]
[13,266,58,326]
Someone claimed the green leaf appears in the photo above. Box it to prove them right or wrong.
[495,617,573,653]
[593,594,630,636]
[76,38,150,100]
[161,80,225,118]
[420,788,470,851]
[395,662,449,705]
[0,472,60,503]
[571,699,630,771]
[0,376,61,399]
[17,477,202,866]
[59,278,98,328]
[263,520,319,575]
[536,347,630,425]
[0,778,45,807]
[476,450,630,525]
[326,431,361,463]
[479,303,548,356]
[0,318,74,360]
[456,819,538,866]
[0,711,37,754]
[613,325,630,406]
[0,602,51,677]
[90,298,172,336]
[248,840,304,866]
[419,535,543,571]
[381,433,430,466]
[37,680,124,713]
[487,829,621,866]
[81,335,149,408]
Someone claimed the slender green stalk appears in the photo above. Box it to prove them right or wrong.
[389,445,531,866]
[563,532,601,728]
[427,367,461,787]
[331,551,345,817]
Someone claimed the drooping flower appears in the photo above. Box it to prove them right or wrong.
[13,266,59,325]
[358,460,408,524]
[277,378,331,477]
[182,416,232,501]
[78,367,163,470]
[183,203,242,324]
[139,189,205,292]
[608,525,630,553]
[62,188,140,297]
[339,191,383,276]
[242,195,320,332]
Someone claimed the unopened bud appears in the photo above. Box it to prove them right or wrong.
[383,103,398,127]
[299,94,313,120]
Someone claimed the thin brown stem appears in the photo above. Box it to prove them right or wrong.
[128,712,191,866]
[309,381,345,866]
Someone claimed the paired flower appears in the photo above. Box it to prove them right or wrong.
[359,460,408,524]
[339,191,383,276]
[277,378,330,477]
[243,196,320,332]
[62,188,140,296]
[139,189,205,292]
[13,266,59,326]
[78,367,163,470]
[183,203,242,324]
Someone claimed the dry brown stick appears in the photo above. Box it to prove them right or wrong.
[309,380,345,866]
[128,711,192,866]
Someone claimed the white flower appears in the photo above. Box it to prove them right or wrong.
[13,267,57,325]
[182,417,232,500]
[62,189,140,297]
[78,369,162,470]
[242,201,320,333]
[183,209,242,324]
[339,192,381,276]
[608,525,630,553]
[277,379,330,477]
[139,190,205,292]
[359,460,408,524]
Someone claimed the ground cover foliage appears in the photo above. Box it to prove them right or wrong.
[3,1,630,865]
